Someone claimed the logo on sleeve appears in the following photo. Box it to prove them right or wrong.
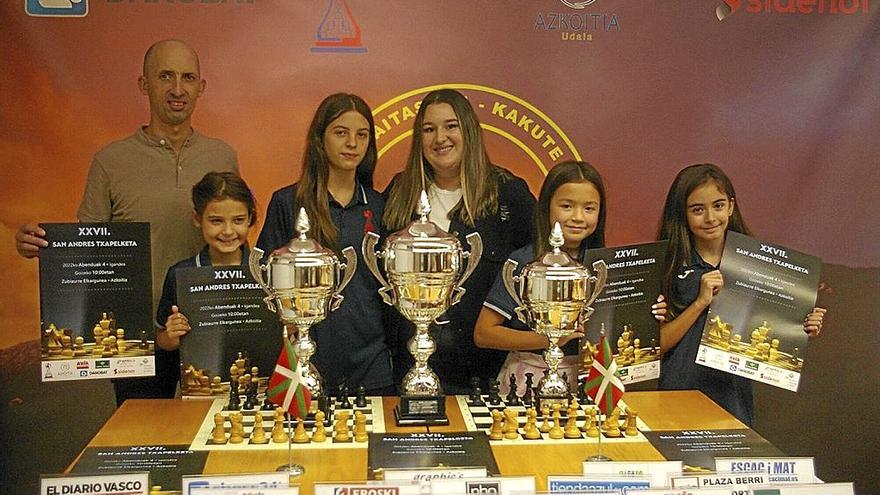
[26,0,88,17]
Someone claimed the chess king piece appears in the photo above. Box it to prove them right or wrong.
[249,207,356,404]
[502,222,607,410]
[362,191,482,426]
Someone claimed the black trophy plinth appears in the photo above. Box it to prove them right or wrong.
[394,395,449,426]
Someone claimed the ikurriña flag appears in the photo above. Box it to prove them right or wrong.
[266,336,312,418]
[584,333,625,415]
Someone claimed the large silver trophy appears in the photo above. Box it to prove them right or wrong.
[362,191,482,425]
[249,207,356,401]
[502,222,607,409]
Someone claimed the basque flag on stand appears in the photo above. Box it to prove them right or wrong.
[584,333,625,415]
[266,336,312,418]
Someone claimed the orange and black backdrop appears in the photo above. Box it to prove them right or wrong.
[1,0,879,491]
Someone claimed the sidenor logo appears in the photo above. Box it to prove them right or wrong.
[717,0,869,20]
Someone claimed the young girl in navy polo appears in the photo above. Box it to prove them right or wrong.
[154,171,259,398]
[257,93,394,396]
[474,161,667,395]
[656,163,826,425]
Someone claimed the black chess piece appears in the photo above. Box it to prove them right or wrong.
[261,396,275,410]
[506,373,521,406]
[469,376,481,403]
[242,380,258,410]
[225,380,241,411]
[338,384,352,409]
[336,382,347,404]
[139,330,150,350]
[523,372,534,406]
[577,375,588,402]
[488,380,502,406]
[355,385,367,408]
[470,385,485,406]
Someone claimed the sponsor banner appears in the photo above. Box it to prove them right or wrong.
[381,467,487,485]
[714,457,816,484]
[749,483,856,495]
[581,461,684,488]
[181,473,290,495]
[429,476,535,495]
[670,472,768,489]
[42,356,155,382]
[41,472,149,495]
[548,475,651,493]
[313,482,421,495]
[191,488,298,495]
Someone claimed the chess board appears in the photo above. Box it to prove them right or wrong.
[456,395,651,443]
[190,396,386,450]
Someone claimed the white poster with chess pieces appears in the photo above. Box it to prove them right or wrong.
[696,232,822,392]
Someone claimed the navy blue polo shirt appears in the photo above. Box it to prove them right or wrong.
[658,250,754,426]
[256,183,393,393]
[483,243,581,356]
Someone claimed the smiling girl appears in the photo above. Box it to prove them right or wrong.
[154,171,258,397]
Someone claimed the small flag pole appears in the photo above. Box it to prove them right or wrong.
[586,328,614,462]
[275,325,305,476]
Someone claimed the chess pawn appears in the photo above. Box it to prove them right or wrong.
[61,335,74,357]
[229,412,245,444]
[73,336,87,357]
[489,409,504,440]
[524,408,541,440]
[354,410,368,442]
[271,408,289,443]
[292,417,310,443]
[539,404,551,433]
[108,335,118,355]
[210,376,224,395]
[564,402,580,438]
[548,404,564,440]
[116,329,126,353]
[101,337,114,357]
[211,413,227,444]
[312,410,327,442]
[251,413,269,444]
[251,366,260,379]
[585,410,600,438]
[334,411,351,442]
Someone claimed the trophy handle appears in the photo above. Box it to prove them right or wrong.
[248,247,277,313]
[502,259,530,324]
[585,259,608,309]
[450,232,483,306]
[361,232,395,306]
[329,246,358,311]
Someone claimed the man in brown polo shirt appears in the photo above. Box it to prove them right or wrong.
[15,39,238,404]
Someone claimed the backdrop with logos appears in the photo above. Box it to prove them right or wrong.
[1,0,878,490]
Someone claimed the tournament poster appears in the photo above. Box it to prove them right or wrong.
[38,222,154,382]
[175,266,283,397]
[583,241,667,384]
[696,232,821,392]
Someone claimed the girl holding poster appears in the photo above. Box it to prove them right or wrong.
[656,163,825,425]
[257,93,395,396]
[474,160,667,395]
[155,171,259,398]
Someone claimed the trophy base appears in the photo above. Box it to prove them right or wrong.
[585,453,613,462]
[394,395,449,426]
[536,394,570,413]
